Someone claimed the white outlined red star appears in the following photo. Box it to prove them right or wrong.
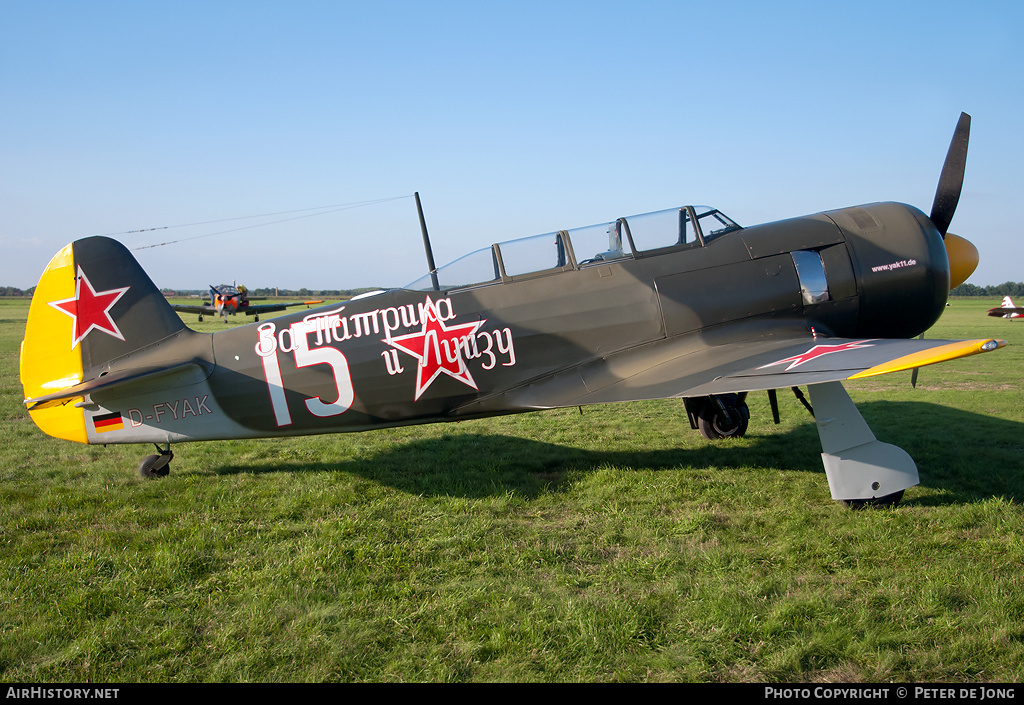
[385,297,485,400]
[758,340,876,371]
[48,266,130,349]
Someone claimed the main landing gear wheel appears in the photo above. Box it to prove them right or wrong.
[139,445,173,479]
[842,490,905,510]
[696,394,750,440]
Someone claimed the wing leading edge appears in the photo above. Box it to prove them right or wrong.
[239,300,324,316]
[169,304,215,315]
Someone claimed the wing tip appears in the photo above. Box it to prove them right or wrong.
[848,339,1006,380]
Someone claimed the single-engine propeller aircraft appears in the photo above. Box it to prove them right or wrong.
[170,282,324,322]
[21,113,1005,507]
[988,296,1024,319]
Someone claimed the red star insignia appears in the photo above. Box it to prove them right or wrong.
[386,297,485,400]
[759,340,876,371]
[48,266,130,349]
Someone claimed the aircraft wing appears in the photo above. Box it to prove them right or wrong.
[672,336,1005,397]
[988,307,1024,317]
[240,300,324,316]
[473,332,1006,412]
[170,303,216,315]
[170,300,324,317]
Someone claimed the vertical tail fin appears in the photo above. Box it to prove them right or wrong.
[20,236,189,442]
[1000,296,1021,319]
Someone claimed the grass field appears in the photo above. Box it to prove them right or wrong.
[2,296,1023,682]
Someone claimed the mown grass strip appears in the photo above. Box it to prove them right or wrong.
[1,297,1022,681]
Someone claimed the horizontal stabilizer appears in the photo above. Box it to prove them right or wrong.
[24,361,211,411]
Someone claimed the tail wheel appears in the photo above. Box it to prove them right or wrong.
[138,447,173,478]
[696,395,749,440]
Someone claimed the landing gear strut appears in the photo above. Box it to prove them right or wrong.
[807,382,917,509]
[139,444,173,478]
[684,385,915,509]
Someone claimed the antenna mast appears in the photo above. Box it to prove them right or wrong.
[414,192,439,291]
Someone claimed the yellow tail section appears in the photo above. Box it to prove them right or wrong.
[20,244,88,443]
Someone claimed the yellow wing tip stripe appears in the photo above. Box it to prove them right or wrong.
[848,339,1007,380]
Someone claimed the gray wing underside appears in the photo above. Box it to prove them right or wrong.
[457,331,1000,414]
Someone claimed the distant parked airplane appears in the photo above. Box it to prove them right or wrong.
[987,296,1024,319]
[171,283,323,322]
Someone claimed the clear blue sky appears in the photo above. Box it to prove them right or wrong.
[3,0,1022,290]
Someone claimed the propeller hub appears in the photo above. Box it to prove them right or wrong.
[945,232,979,290]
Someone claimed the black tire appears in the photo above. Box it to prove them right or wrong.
[138,454,170,479]
[696,396,749,440]
[843,490,904,510]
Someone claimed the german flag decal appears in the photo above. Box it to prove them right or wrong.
[92,411,124,433]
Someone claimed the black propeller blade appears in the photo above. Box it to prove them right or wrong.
[929,112,971,238]
[914,112,974,390]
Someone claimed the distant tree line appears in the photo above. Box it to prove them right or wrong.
[248,287,386,298]
[0,287,33,296]
[951,282,1024,297]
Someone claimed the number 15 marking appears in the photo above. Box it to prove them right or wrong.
[255,319,354,427]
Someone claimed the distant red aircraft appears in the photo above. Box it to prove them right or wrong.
[988,296,1024,320]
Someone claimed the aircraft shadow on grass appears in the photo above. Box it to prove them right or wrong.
[209,400,1024,507]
